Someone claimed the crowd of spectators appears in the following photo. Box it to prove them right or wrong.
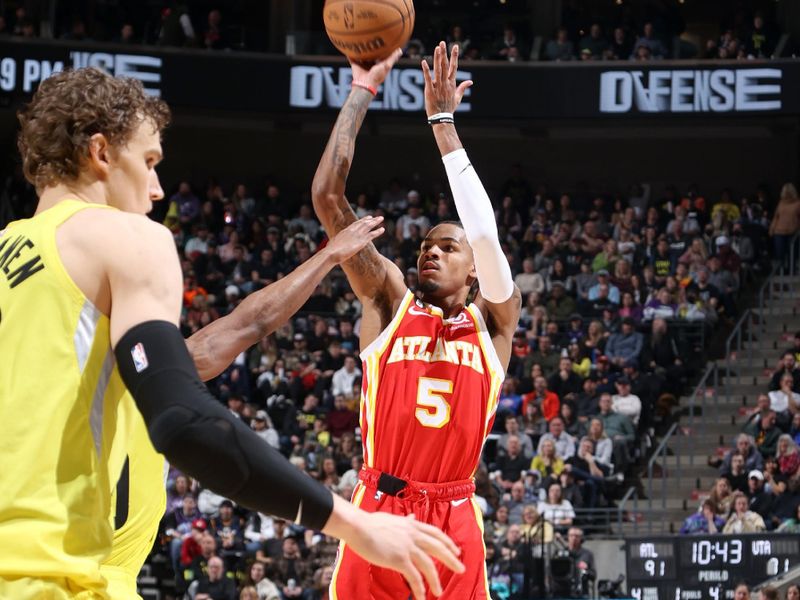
[0,153,788,597]
[682,323,800,536]
[2,1,790,62]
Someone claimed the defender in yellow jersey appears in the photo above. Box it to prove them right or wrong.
[2,66,463,600]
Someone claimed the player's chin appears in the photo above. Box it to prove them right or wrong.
[419,278,440,294]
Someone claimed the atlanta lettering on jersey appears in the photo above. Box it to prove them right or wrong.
[386,335,485,375]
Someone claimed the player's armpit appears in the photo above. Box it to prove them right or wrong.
[474,285,522,372]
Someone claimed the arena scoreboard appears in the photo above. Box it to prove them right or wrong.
[625,534,800,599]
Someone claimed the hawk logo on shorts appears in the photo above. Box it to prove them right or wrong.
[131,342,149,372]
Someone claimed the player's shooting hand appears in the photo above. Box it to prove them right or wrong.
[421,41,473,117]
[326,215,385,263]
[346,511,465,599]
[349,48,403,91]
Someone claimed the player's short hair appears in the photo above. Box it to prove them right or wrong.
[17,67,170,190]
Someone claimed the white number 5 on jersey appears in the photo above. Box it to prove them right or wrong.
[415,377,453,428]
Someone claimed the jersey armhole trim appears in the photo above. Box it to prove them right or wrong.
[466,304,505,381]
[45,200,115,314]
[359,289,415,362]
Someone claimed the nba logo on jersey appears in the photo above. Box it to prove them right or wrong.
[131,343,149,372]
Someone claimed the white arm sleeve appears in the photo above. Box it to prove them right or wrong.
[442,148,514,303]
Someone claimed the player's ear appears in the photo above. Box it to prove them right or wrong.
[87,133,112,180]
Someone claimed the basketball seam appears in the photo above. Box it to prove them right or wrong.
[326,18,404,37]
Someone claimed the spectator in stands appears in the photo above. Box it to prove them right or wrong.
[545,27,575,61]
[608,27,632,60]
[537,482,575,533]
[165,493,203,572]
[498,378,523,416]
[747,470,775,520]
[494,24,528,61]
[588,270,620,304]
[531,438,564,487]
[251,410,280,449]
[744,410,781,458]
[548,357,583,399]
[777,435,800,480]
[769,375,799,426]
[708,477,734,518]
[724,452,749,493]
[515,258,545,296]
[611,377,642,427]
[720,434,764,475]
[496,435,530,491]
[538,417,576,460]
[680,499,725,534]
[181,534,218,594]
[733,583,751,600]
[792,413,800,446]
[546,281,576,321]
[723,491,766,533]
[499,415,534,460]
[209,500,244,561]
[167,474,192,512]
[522,375,560,422]
[597,393,634,472]
[605,318,644,369]
[633,22,667,59]
[526,336,560,378]
[195,555,236,600]
[566,437,607,507]
[777,505,800,534]
[786,584,800,599]
[644,288,677,321]
[760,587,780,600]
[770,183,800,268]
[744,13,776,58]
[579,23,609,59]
[273,535,312,597]
[330,355,360,399]
[244,561,280,600]
[771,351,800,392]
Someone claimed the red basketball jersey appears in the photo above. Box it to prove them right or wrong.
[359,289,504,483]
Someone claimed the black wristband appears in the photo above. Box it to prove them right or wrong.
[428,111,455,125]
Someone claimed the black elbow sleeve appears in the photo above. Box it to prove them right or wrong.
[114,321,333,530]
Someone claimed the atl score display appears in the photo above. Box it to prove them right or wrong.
[626,534,800,599]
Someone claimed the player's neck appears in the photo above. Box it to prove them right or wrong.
[420,291,469,319]
[37,181,109,214]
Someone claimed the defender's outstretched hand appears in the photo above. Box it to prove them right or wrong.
[349,48,404,91]
[421,41,474,117]
[337,503,465,599]
[326,215,385,263]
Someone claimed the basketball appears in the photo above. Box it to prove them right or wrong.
[324,0,415,63]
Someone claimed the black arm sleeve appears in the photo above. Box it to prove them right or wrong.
[114,320,333,531]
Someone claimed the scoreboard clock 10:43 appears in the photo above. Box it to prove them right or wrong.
[626,534,800,599]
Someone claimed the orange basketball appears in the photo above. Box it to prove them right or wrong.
[324,0,415,63]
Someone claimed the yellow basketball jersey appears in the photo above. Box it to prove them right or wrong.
[102,394,167,600]
[0,200,128,599]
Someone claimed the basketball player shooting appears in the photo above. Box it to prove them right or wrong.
[312,42,521,599]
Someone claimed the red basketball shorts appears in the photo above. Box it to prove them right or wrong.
[329,468,489,600]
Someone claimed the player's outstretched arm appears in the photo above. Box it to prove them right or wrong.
[422,42,521,368]
[187,215,384,381]
[106,218,461,599]
[310,52,406,316]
